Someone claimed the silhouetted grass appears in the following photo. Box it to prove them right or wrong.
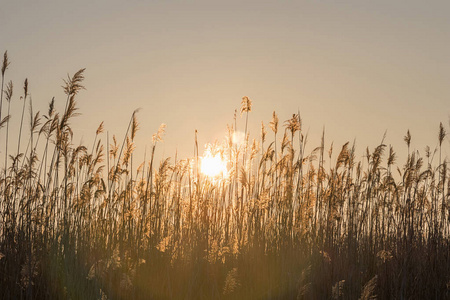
[0,52,449,299]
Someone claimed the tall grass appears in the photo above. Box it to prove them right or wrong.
[1,53,449,299]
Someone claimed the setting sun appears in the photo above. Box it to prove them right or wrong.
[200,151,227,178]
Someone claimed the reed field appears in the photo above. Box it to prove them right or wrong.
[1,52,449,299]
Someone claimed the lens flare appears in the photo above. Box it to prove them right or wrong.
[201,151,227,178]
[232,131,245,146]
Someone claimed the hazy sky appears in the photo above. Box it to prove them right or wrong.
[1,0,449,162]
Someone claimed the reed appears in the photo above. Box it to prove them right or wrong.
[0,53,449,299]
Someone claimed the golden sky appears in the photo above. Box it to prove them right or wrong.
[1,0,449,161]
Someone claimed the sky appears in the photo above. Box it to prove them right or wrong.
[1,0,449,165]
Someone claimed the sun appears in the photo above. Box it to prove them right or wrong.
[201,151,228,178]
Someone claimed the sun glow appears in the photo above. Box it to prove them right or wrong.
[232,131,245,146]
[201,151,228,178]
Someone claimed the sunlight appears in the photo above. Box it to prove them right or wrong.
[201,150,228,178]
